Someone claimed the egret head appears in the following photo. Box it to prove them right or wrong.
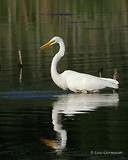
[39,36,63,51]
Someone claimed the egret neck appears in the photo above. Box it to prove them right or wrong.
[51,39,67,90]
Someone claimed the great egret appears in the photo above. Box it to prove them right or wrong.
[39,36,119,93]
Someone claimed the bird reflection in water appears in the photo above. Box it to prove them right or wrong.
[41,93,119,153]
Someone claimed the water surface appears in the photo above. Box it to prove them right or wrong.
[0,1,128,159]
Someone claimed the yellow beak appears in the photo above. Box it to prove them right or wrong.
[41,138,54,148]
[39,40,54,51]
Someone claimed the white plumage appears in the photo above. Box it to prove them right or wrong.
[39,36,119,93]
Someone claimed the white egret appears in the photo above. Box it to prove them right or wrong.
[39,36,119,93]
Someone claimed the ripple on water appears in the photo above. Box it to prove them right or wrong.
[0,90,65,99]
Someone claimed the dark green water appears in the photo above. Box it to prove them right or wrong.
[0,0,128,159]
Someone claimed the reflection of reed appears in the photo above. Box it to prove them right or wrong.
[41,93,119,152]
[19,68,22,83]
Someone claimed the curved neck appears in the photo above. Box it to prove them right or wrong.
[51,40,65,88]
